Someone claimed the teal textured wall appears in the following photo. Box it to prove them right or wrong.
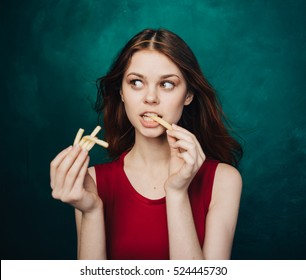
[1,0,305,259]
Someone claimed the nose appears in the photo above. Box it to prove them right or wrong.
[144,86,159,104]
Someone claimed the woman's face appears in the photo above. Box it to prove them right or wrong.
[121,50,193,138]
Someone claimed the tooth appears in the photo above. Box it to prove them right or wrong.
[143,116,154,122]
[144,112,158,117]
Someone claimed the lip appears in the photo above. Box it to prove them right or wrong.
[139,111,162,128]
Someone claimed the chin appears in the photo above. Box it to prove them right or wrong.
[137,128,166,139]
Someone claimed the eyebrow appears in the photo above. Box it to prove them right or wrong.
[126,72,181,79]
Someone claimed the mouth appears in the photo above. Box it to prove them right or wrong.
[140,112,162,122]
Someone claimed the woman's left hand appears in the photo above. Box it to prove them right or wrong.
[165,124,206,193]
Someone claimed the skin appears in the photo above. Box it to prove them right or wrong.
[50,49,242,260]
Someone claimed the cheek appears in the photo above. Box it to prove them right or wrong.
[122,91,139,110]
[167,98,187,123]
[173,108,184,123]
[121,94,139,124]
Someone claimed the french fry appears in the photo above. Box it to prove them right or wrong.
[81,140,91,150]
[73,126,108,151]
[82,135,109,149]
[90,126,101,137]
[78,137,86,147]
[85,141,96,151]
[149,115,173,130]
[73,128,84,145]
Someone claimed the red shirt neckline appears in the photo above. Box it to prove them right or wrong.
[119,152,166,205]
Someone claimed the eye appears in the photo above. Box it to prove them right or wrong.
[161,81,175,90]
[130,79,144,89]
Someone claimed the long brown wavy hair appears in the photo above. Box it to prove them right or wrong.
[95,28,243,166]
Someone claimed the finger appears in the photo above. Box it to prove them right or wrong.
[73,156,90,194]
[167,130,197,160]
[54,145,82,191]
[175,139,206,171]
[50,146,72,189]
[62,149,89,194]
[171,124,205,160]
[166,132,179,156]
[167,128,194,144]
[167,130,195,156]
[178,151,195,166]
[172,139,196,152]
[177,152,195,177]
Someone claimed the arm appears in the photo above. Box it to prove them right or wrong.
[75,167,107,259]
[203,163,242,259]
[165,188,204,259]
[165,163,242,260]
[50,145,106,259]
[165,124,205,259]
[165,125,242,260]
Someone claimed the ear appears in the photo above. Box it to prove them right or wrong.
[120,89,124,102]
[184,92,194,106]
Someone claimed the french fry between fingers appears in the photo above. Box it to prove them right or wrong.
[73,126,109,151]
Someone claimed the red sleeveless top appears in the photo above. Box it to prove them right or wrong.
[95,153,219,260]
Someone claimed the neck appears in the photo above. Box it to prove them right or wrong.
[127,133,170,168]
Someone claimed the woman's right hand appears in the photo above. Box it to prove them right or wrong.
[50,145,102,213]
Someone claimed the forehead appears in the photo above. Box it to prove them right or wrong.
[125,50,183,76]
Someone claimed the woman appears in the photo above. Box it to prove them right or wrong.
[50,28,243,260]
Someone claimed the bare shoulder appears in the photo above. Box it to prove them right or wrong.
[215,163,242,188]
[210,163,242,207]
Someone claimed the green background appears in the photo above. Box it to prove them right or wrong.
[1,0,305,259]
